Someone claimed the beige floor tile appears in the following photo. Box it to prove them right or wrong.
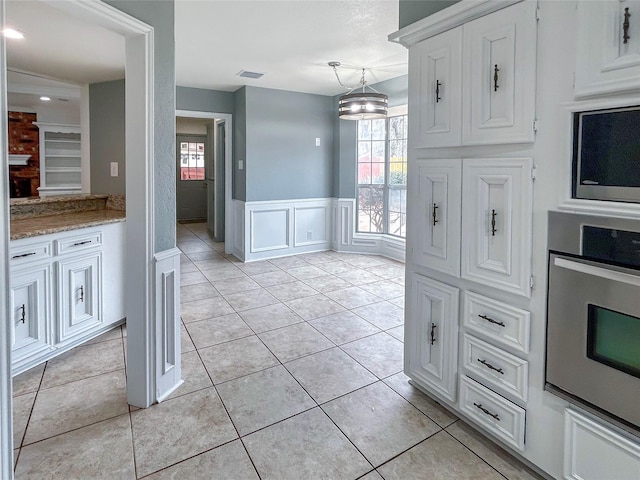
[180,271,209,287]
[365,263,405,279]
[323,382,440,467]
[243,407,371,480]
[384,373,458,428]
[299,252,335,264]
[199,336,279,384]
[24,370,128,445]
[301,275,353,293]
[342,255,387,268]
[200,264,245,281]
[286,347,377,404]
[12,392,36,447]
[180,282,220,304]
[181,325,196,353]
[143,440,259,480]
[179,261,198,273]
[268,256,310,269]
[177,241,213,254]
[316,260,352,274]
[258,323,334,363]
[237,261,280,276]
[16,414,135,480]
[352,300,404,330]
[387,325,405,342]
[285,265,330,280]
[131,388,237,478]
[325,286,382,309]
[359,280,405,300]
[251,270,296,288]
[341,332,404,379]
[446,421,544,480]
[217,365,315,435]
[309,311,381,345]
[266,280,318,302]
[82,326,123,346]
[360,472,384,480]
[211,276,261,296]
[40,338,125,389]
[388,295,405,308]
[180,296,234,323]
[167,351,213,400]
[224,287,279,311]
[12,364,44,397]
[185,313,254,349]
[377,431,504,480]
[285,294,346,320]
[336,268,383,285]
[185,250,226,262]
[238,303,303,333]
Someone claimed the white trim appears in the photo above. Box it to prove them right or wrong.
[388,0,523,47]
[80,84,91,193]
[175,109,233,254]
[0,3,15,476]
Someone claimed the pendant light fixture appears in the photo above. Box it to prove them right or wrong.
[329,62,388,120]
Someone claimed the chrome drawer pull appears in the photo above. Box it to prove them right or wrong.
[477,358,504,374]
[430,323,437,345]
[12,252,36,259]
[473,402,500,421]
[478,314,506,327]
[432,203,438,226]
[435,79,442,103]
[493,64,500,92]
[79,285,84,303]
[623,7,631,44]
[490,209,497,236]
[72,240,93,247]
[19,304,26,324]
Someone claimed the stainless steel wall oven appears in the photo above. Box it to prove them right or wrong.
[546,211,640,432]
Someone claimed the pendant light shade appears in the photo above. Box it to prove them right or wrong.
[330,62,388,121]
[338,92,388,120]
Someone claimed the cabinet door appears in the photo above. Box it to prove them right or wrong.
[10,265,51,370]
[409,27,463,148]
[409,159,462,277]
[406,274,459,403]
[57,252,102,343]
[461,158,533,298]
[575,0,640,97]
[462,1,537,145]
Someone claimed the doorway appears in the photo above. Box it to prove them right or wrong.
[176,134,207,221]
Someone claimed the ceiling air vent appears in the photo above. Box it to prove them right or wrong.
[237,70,264,79]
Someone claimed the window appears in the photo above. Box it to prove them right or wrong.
[357,113,408,238]
[179,141,205,180]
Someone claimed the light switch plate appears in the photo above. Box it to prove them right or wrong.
[110,162,118,177]
[315,137,321,146]
[238,160,244,170]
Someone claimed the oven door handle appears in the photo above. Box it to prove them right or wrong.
[553,257,640,287]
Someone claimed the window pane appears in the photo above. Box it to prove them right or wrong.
[358,142,371,163]
[389,116,405,140]
[358,120,372,140]
[180,141,205,180]
[358,163,372,184]
[371,163,385,185]
[372,141,385,163]
[371,119,386,140]
[389,163,406,185]
[357,186,384,233]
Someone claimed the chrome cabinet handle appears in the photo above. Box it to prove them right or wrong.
[430,323,437,346]
[435,79,442,103]
[623,7,631,44]
[493,64,500,92]
[79,285,84,303]
[474,402,500,421]
[478,314,506,328]
[477,358,504,374]
[19,304,26,324]
[490,209,497,236]
[432,203,438,226]
[12,252,36,259]
[72,240,92,247]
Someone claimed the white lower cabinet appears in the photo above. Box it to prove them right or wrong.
[564,409,640,480]
[459,375,526,451]
[406,274,459,403]
[9,265,52,367]
[9,223,124,374]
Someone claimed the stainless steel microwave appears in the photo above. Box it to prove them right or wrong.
[573,106,640,203]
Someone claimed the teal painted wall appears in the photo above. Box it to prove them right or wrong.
[233,87,247,201]
[176,86,234,114]
[89,79,125,196]
[399,0,460,28]
[105,0,176,252]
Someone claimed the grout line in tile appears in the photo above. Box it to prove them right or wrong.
[442,428,512,480]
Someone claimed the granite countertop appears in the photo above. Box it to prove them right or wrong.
[9,194,109,207]
[10,209,126,240]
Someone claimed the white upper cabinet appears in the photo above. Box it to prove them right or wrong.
[408,1,537,148]
[575,0,640,97]
[461,158,534,298]
[462,1,537,145]
[410,159,462,277]
[410,27,463,148]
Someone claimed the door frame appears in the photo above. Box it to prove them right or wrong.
[0,1,156,476]
[176,133,208,221]
[176,110,233,254]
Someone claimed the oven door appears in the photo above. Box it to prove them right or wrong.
[546,253,640,430]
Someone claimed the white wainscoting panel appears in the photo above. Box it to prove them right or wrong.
[250,209,290,252]
[232,200,245,261]
[294,206,328,247]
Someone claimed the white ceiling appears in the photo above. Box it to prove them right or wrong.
[4,0,407,97]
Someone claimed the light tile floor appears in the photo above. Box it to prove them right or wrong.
[11,222,543,479]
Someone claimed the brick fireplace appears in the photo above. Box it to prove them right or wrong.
[8,111,40,197]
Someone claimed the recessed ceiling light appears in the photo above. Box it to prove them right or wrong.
[3,28,24,39]
[40,96,51,102]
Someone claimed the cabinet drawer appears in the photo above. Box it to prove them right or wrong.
[55,231,102,256]
[10,241,52,266]
[462,334,528,402]
[459,375,525,451]
[463,291,530,354]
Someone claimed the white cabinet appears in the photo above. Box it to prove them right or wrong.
[461,158,534,298]
[564,409,640,480]
[408,1,537,148]
[409,159,461,277]
[406,274,459,402]
[575,0,640,97]
[34,123,82,196]
[9,265,52,367]
[462,0,537,145]
[410,27,463,148]
[57,252,102,344]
